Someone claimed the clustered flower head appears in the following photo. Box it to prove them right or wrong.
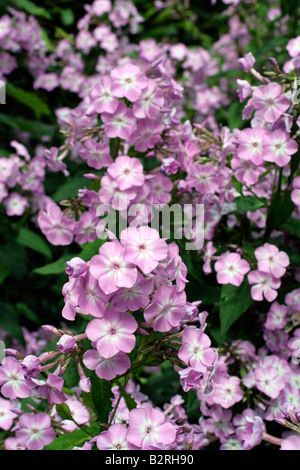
[0,0,300,453]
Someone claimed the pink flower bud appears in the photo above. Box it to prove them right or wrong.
[79,377,91,393]
[65,257,88,278]
[56,334,77,354]
[41,325,62,336]
[39,350,60,363]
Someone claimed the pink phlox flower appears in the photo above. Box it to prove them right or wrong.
[101,101,136,139]
[291,175,300,206]
[15,413,56,451]
[248,270,281,302]
[74,210,98,244]
[281,435,300,450]
[44,147,69,176]
[186,163,219,194]
[236,79,252,102]
[202,241,217,274]
[37,373,66,404]
[254,243,289,278]
[86,76,119,115]
[85,308,138,358]
[62,278,81,321]
[210,375,243,409]
[98,173,137,210]
[215,252,250,286]
[76,272,108,317]
[254,362,286,399]
[132,79,164,119]
[250,82,290,123]
[238,52,255,72]
[161,156,180,175]
[126,406,177,449]
[201,407,235,440]
[287,36,300,58]
[107,155,144,190]
[0,356,34,399]
[262,129,298,167]
[236,127,267,165]
[3,192,29,216]
[231,154,263,186]
[147,173,173,204]
[110,63,148,102]
[97,423,139,450]
[10,140,30,161]
[0,397,17,430]
[89,240,138,294]
[239,415,265,450]
[130,118,163,152]
[178,326,216,373]
[64,397,90,427]
[83,349,130,380]
[38,202,75,246]
[79,138,113,169]
[110,272,154,312]
[121,226,168,274]
[144,285,187,332]
[166,243,188,292]
[21,355,41,380]
[265,302,288,330]
[178,367,203,392]
[263,329,289,355]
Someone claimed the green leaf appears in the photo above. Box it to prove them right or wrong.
[0,302,24,345]
[140,362,179,406]
[6,83,50,118]
[15,302,39,324]
[90,372,113,423]
[11,0,51,19]
[56,403,73,421]
[109,138,121,160]
[228,101,244,131]
[118,385,137,411]
[79,238,107,261]
[280,0,299,16]
[62,357,80,389]
[17,228,52,259]
[33,254,75,275]
[0,113,54,137]
[186,390,201,419]
[144,354,163,367]
[264,191,294,240]
[189,283,221,305]
[234,196,267,212]
[60,8,74,26]
[219,280,253,335]
[283,246,300,266]
[255,36,288,63]
[43,428,94,450]
[282,217,300,237]
[0,243,27,279]
[52,176,88,203]
[231,176,243,195]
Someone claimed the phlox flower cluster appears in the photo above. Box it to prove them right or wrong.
[1,0,300,453]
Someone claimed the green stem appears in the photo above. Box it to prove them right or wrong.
[108,376,129,426]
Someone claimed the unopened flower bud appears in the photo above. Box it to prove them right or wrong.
[39,350,60,363]
[56,334,77,354]
[79,377,91,393]
[65,257,87,278]
[42,325,62,336]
